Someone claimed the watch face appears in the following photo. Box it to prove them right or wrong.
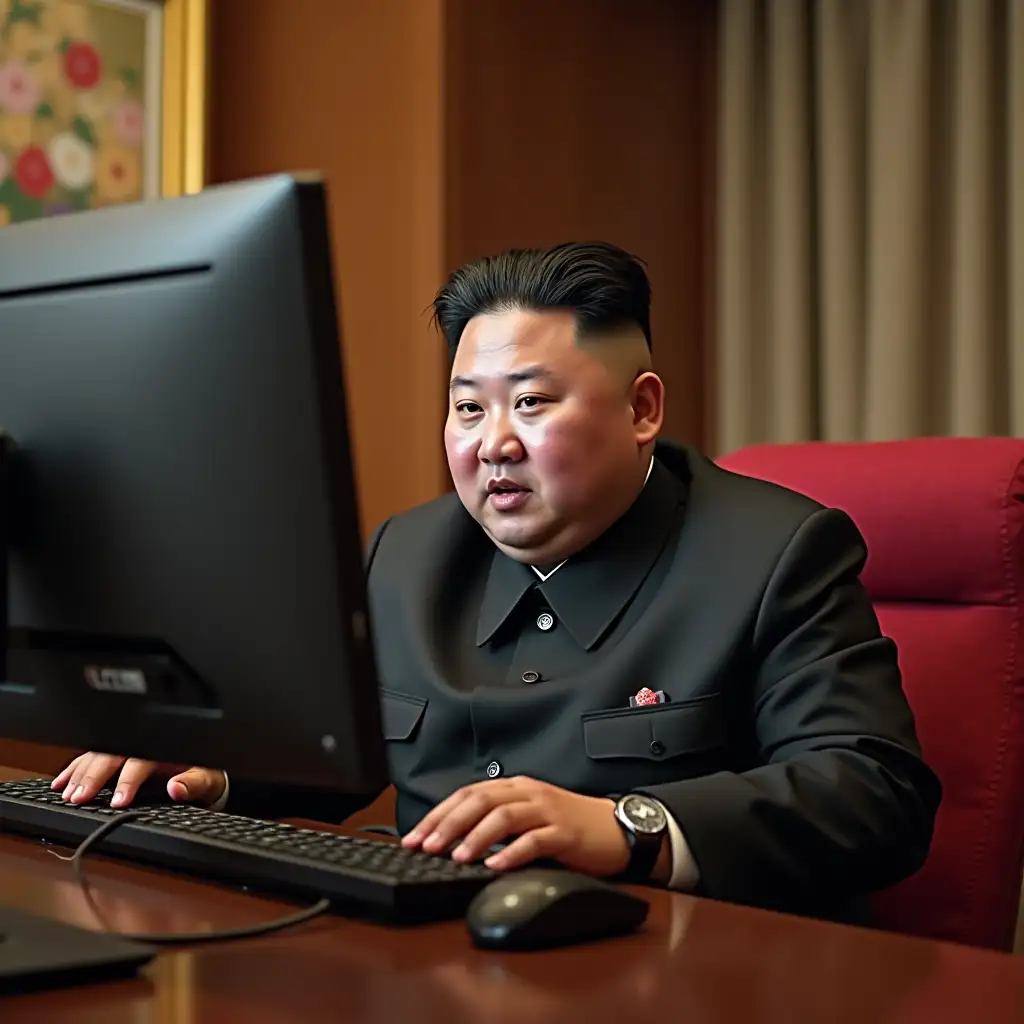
[620,795,667,834]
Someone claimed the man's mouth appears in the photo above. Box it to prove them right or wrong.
[486,483,532,511]
[486,479,529,495]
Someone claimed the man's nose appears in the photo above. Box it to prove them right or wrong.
[479,416,524,464]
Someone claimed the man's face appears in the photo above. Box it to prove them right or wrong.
[444,309,661,565]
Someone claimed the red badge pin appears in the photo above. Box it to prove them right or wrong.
[630,687,668,707]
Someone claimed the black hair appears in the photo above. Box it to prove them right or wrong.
[431,241,652,360]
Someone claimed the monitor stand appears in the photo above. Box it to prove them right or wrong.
[0,436,154,992]
[0,906,156,994]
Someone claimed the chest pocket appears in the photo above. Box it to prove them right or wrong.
[582,695,723,762]
[380,689,427,742]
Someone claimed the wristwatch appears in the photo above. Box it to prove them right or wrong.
[613,794,668,882]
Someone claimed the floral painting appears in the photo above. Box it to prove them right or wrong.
[0,0,154,227]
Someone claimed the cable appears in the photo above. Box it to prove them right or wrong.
[48,809,331,945]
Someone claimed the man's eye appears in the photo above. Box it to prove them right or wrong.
[456,402,481,414]
[516,396,545,410]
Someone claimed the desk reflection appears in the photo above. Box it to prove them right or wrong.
[3,825,1022,1024]
[427,892,694,1022]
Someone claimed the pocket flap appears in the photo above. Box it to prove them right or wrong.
[379,689,428,742]
[582,695,723,761]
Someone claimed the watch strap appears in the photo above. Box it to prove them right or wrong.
[620,829,664,882]
[615,796,667,882]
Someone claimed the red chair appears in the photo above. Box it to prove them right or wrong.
[717,438,1024,951]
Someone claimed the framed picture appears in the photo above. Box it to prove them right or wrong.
[0,0,208,226]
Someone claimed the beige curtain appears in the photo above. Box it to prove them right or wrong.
[715,0,1024,453]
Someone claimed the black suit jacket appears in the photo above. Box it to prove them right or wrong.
[233,441,941,922]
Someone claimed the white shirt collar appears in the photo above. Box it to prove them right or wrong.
[531,457,655,582]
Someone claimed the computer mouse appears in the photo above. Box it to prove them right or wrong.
[465,868,649,951]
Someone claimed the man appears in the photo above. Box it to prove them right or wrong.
[52,242,940,921]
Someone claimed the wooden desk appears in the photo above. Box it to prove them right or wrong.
[2,766,1022,1023]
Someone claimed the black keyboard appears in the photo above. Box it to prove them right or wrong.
[0,778,496,923]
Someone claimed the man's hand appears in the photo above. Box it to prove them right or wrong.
[51,752,226,809]
[401,776,631,876]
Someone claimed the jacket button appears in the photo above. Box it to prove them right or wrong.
[649,740,665,756]
[521,670,540,684]
[536,612,555,632]
[486,761,502,778]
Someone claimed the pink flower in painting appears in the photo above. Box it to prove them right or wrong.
[0,60,42,116]
[109,98,144,148]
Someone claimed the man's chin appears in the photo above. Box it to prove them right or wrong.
[481,520,565,566]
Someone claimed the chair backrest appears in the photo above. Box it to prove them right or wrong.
[717,438,1024,951]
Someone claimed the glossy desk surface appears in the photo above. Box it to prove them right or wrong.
[1,765,1021,1022]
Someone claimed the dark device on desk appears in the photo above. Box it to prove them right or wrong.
[0,175,502,991]
[466,869,650,951]
[0,174,384,791]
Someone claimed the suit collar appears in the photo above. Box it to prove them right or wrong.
[474,552,537,647]
[475,455,688,649]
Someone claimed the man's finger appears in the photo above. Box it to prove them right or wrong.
[451,801,542,863]
[402,787,476,847]
[420,788,515,854]
[66,753,126,803]
[167,768,226,806]
[51,754,86,791]
[61,752,97,799]
[403,782,524,847]
[485,825,564,871]
[109,758,158,807]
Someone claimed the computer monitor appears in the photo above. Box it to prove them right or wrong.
[0,174,388,800]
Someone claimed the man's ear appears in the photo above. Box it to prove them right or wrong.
[631,371,664,446]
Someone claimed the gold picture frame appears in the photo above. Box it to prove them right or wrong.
[0,0,208,226]
[160,0,208,197]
